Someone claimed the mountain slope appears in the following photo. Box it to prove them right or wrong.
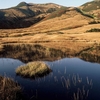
[0,2,62,29]
[81,0,100,11]
[80,0,100,19]
[31,7,93,32]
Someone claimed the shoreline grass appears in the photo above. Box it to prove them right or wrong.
[0,75,21,100]
[16,61,52,78]
[0,44,65,62]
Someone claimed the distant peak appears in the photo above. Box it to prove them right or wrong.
[16,2,29,7]
[94,0,100,1]
[45,3,56,5]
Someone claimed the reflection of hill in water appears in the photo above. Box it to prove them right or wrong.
[0,44,66,63]
[78,45,100,63]
[0,44,100,63]
[79,53,100,63]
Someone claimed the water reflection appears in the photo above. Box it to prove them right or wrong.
[0,58,100,100]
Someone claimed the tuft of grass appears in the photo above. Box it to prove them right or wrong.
[86,28,100,32]
[16,61,52,78]
[0,76,21,100]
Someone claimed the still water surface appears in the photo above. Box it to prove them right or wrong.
[0,58,100,100]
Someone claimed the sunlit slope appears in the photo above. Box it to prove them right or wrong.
[31,7,93,32]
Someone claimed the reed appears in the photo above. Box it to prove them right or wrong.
[64,67,66,74]
[77,74,82,83]
[72,74,77,86]
[73,88,90,100]
[60,73,93,100]
[54,76,58,82]
[61,76,70,89]
[0,76,21,100]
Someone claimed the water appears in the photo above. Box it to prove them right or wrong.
[0,58,100,100]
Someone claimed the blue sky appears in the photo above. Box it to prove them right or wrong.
[0,0,92,9]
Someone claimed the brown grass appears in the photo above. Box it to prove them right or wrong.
[16,61,52,78]
[0,44,65,62]
[0,76,21,100]
[0,8,100,62]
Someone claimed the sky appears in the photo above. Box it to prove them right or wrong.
[0,0,92,9]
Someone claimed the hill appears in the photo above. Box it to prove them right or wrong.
[80,0,100,19]
[31,7,94,32]
[81,0,100,11]
[0,2,62,29]
[0,1,99,29]
[0,1,100,62]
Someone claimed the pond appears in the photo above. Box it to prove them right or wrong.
[0,58,100,100]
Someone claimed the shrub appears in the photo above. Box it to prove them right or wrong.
[86,28,100,32]
[89,20,100,24]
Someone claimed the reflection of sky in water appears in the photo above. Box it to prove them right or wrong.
[0,58,100,100]
[0,58,24,77]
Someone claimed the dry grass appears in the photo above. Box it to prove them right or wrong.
[16,61,52,78]
[0,44,65,62]
[0,76,21,100]
[0,8,100,62]
[0,24,100,57]
[30,9,92,32]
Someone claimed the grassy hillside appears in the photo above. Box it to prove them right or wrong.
[0,1,100,63]
[81,0,100,12]
[1,24,100,62]
[76,8,94,18]
[0,4,100,62]
[44,7,68,20]
[31,7,93,32]
[80,0,100,19]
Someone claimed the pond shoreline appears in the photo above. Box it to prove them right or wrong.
[0,57,100,100]
[0,44,100,63]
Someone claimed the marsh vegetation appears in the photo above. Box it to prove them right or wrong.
[0,75,21,100]
[0,44,65,62]
[16,61,52,78]
[0,58,97,100]
[0,1,100,99]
